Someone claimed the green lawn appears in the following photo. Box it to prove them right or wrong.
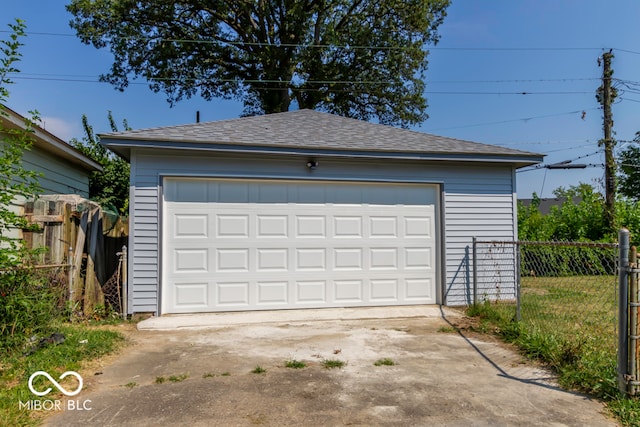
[0,324,125,426]
[469,274,640,426]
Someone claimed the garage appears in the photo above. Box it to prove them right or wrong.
[162,177,438,314]
[101,109,543,314]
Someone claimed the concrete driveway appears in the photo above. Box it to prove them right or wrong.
[44,306,617,426]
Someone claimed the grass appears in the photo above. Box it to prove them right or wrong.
[374,358,396,366]
[285,359,306,369]
[251,366,267,374]
[0,323,125,426]
[154,374,189,384]
[322,359,345,369]
[468,274,640,426]
[168,374,188,382]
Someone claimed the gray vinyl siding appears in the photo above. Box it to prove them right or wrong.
[128,149,160,313]
[127,149,519,313]
[19,144,91,197]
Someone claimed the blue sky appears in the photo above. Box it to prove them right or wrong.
[3,1,640,198]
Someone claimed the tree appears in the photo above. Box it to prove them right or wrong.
[1,20,65,347]
[518,184,609,242]
[0,19,41,269]
[617,134,640,201]
[66,0,450,127]
[70,112,130,214]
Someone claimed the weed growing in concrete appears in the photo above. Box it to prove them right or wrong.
[374,358,396,366]
[155,376,166,384]
[168,374,188,382]
[124,382,137,388]
[285,359,306,369]
[322,359,345,369]
[203,372,215,378]
[252,366,267,374]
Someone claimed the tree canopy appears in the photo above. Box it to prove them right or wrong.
[70,112,130,214]
[617,134,640,201]
[0,19,42,269]
[67,0,450,127]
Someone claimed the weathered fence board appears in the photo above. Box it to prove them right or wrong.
[22,195,128,316]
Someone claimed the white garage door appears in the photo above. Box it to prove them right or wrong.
[162,178,438,314]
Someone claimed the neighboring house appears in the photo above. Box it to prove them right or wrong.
[519,197,582,215]
[1,106,102,197]
[101,109,543,315]
[1,106,102,243]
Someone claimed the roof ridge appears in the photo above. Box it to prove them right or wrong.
[100,109,543,160]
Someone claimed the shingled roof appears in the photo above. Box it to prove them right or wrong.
[101,109,543,165]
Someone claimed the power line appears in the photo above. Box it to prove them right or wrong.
[0,29,615,52]
[426,108,598,132]
[8,72,601,85]
[613,48,640,56]
[5,75,595,95]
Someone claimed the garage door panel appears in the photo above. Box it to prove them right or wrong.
[174,214,208,238]
[371,279,399,301]
[163,178,438,313]
[405,216,433,237]
[334,280,363,302]
[217,282,250,306]
[370,248,398,270]
[405,248,433,269]
[370,216,397,237]
[257,249,288,271]
[296,216,326,237]
[257,215,288,237]
[174,249,209,272]
[296,280,327,303]
[216,215,249,237]
[334,248,363,271]
[173,283,208,308]
[257,281,288,305]
[296,248,326,271]
[406,278,433,300]
[216,249,250,272]
[334,216,362,238]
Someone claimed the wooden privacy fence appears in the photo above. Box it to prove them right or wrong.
[22,195,128,315]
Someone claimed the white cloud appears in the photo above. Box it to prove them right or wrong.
[38,116,82,142]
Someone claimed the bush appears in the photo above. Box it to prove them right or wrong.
[0,267,67,351]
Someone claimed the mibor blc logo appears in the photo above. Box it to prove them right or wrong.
[20,370,91,411]
[28,371,83,397]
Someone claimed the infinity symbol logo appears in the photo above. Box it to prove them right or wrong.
[28,371,83,397]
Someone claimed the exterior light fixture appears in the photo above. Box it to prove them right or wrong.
[306,160,319,170]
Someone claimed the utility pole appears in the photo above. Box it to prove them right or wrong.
[600,50,616,232]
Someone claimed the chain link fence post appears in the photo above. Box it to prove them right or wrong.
[121,245,128,320]
[472,237,478,305]
[515,241,522,322]
[630,246,638,395]
[618,228,630,394]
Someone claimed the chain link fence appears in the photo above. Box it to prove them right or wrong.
[473,239,619,361]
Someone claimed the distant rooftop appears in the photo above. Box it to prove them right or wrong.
[519,196,583,215]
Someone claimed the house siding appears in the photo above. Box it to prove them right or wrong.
[18,143,91,197]
[127,150,518,314]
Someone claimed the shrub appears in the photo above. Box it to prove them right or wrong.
[0,267,67,351]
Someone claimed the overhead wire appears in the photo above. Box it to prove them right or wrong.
[0,29,615,52]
